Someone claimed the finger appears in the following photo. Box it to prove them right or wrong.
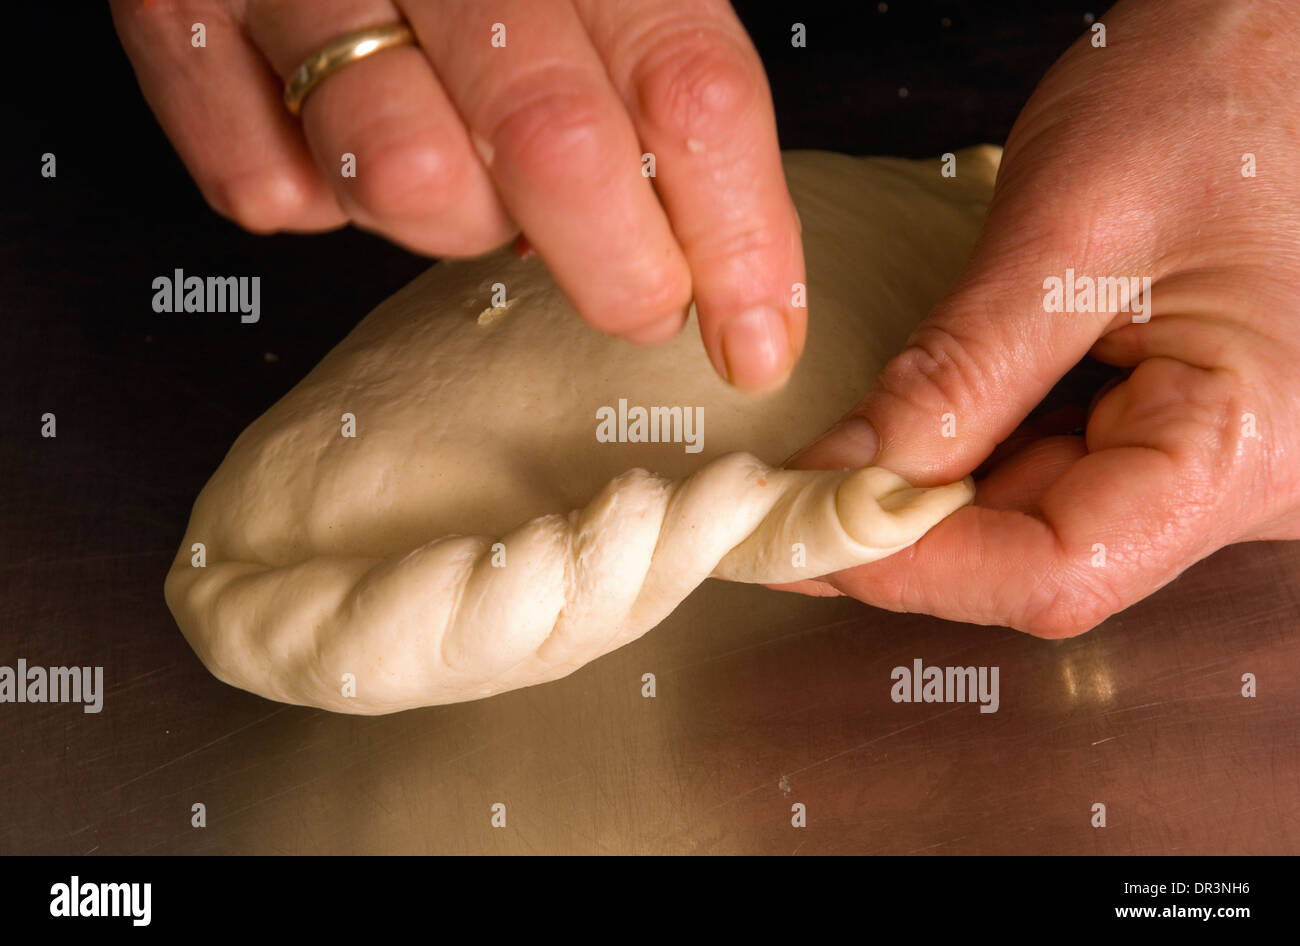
[768,436,1080,600]
[787,180,1145,483]
[410,0,693,341]
[819,358,1251,636]
[579,0,805,391]
[765,578,844,597]
[774,434,1081,600]
[973,405,1086,479]
[247,0,515,256]
[766,437,1085,600]
[1091,315,1241,371]
[974,435,1087,515]
[109,0,346,232]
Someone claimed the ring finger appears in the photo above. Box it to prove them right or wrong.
[247,0,515,256]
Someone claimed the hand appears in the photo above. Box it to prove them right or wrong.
[110,0,804,390]
[784,0,1300,635]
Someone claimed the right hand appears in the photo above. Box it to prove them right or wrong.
[785,0,1300,636]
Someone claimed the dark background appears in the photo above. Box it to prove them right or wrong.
[1,1,1296,855]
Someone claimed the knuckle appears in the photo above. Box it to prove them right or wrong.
[485,81,612,176]
[1019,570,1121,639]
[636,36,761,138]
[430,224,516,259]
[115,0,204,28]
[690,217,788,267]
[208,169,316,233]
[596,262,691,333]
[876,324,990,419]
[635,261,693,313]
[348,131,464,221]
[1020,606,1093,640]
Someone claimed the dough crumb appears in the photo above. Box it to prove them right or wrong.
[478,298,518,325]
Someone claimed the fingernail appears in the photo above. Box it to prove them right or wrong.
[788,416,879,469]
[721,306,791,392]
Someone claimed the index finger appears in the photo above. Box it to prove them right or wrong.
[409,0,695,341]
[579,0,806,391]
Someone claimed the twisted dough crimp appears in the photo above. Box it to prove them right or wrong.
[169,452,972,714]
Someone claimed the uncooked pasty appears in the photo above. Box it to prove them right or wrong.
[165,147,1000,714]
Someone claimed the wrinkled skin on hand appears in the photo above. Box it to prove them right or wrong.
[786,0,1300,636]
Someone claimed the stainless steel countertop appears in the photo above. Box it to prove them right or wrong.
[4,537,1296,854]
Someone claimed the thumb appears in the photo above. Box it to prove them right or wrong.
[788,229,1138,484]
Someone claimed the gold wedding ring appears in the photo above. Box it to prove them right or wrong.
[283,23,417,116]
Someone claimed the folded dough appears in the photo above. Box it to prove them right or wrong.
[166,147,1000,714]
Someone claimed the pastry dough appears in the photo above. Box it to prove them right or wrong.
[165,147,1000,714]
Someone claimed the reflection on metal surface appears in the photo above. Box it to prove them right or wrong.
[1059,649,1117,706]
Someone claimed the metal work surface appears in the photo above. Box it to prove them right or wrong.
[4,542,1298,854]
[2,2,1297,855]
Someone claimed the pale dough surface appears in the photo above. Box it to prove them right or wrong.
[165,147,1001,714]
